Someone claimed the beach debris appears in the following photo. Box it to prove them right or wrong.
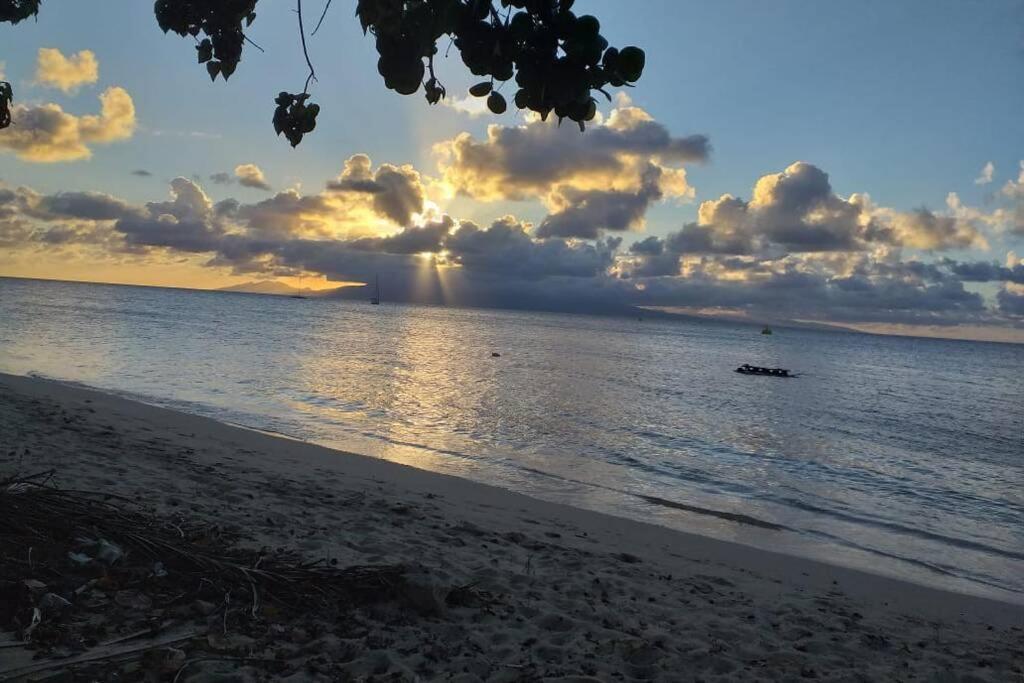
[0,469,413,681]
[96,538,126,564]
[37,592,71,617]
[613,552,642,564]
[401,567,450,616]
[141,645,187,674]
[67,551,92,565]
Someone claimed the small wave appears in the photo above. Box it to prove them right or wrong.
[774,496,1024,563]
[635,494,786,530]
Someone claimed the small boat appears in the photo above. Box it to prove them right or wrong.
[736,364,792,377]
[370,274,380,305]
[761,327,772,335]
[289,294,308,300]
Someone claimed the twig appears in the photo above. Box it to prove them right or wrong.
[0,630,203,679]
[243,34,265,52]
[311,0,333,35]
[173,656,280,683]
[296,0,317,94]
[240,567,260,618]
[98,624,163,647]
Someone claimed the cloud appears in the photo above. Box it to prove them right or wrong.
[997,285,1024,317]
[234,163,271,191]
[210,165,273,191]
[114,177,224,253]
[445,216,619,279]
[1003,161,1024,200]
[233,189,338,238]
[35,48,99,93]
[441,95,490,117]
[30,191,135,221]
[326,154,426,226]
[886,207,985,250]
[941,257,1024,284]
[436,100,708,203]
[627,162,986,264]
[0,86,136,162]
[974,161,995,185]
[1000,162,1024,235]
[536,163,665,239]
[347,216,453,254]
[131,169,153,177]
[2,153,1022,332]
[434,98,705,239]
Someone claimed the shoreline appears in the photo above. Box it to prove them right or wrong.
[10,370,1023,609]
[2,371,1021,622]
[2,371,1022,680]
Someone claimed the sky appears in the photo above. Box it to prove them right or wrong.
[1,0,1023,341]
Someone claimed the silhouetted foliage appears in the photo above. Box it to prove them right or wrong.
[0,81,12,130]
[0,0,38,24]
[0,0,645,145]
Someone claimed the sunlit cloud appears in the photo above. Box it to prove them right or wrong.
[433,97,706,239]
[327,154,427,226]
[0,86,136,162]
[234,163,272,191]
[35,48,99,93]
[440,94,490,117]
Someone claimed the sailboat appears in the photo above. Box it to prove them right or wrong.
[370,274,380,305]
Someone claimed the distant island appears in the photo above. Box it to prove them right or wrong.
[218,280,335,297]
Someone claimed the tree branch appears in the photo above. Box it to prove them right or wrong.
[311,0,333,36]
[243,34,265,52]
[296,0,317,94]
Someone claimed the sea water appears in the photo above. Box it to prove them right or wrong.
[1,277,1021,602]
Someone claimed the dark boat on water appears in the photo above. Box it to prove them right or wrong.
[736,364,792,377]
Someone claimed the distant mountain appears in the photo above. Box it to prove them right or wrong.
[218,280,326,296]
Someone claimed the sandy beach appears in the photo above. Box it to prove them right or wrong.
[0,371,1021,682]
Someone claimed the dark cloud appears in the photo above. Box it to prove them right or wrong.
[209,172,233,185]
[348,216,453,254]
[234,190,334,237]
[446,217,619,279]
[629,258,990,326]
[31,191,135,222]
[997,288,1024,317]
[536,164,664,239]
[943,259,1024,284]
[113,177,224,253]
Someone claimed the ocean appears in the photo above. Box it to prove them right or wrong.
[1,276,1021,602]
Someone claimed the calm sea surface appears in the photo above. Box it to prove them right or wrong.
[1,277,1022,602]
